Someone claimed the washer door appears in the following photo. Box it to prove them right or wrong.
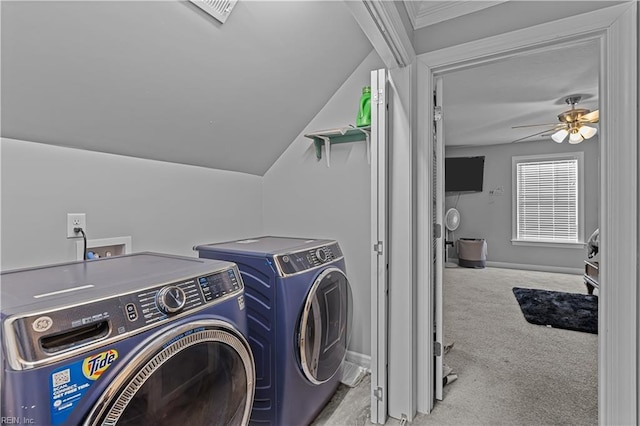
[86,320,254,426]
[299,267,352,384]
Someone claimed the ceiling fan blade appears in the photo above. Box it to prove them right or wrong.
[511,123,563,129]
[580,109,599,122]
[511,128,557,143]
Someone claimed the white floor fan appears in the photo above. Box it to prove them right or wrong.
[444,208,460,268]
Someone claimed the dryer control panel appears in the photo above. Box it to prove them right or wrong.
[274,242,343,276]
[3,266,243,370]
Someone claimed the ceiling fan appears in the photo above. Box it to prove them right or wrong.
[512,95,599,144]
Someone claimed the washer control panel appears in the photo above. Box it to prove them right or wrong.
[7,266,243,366]
[156,286,187,314]
[275,242,343,275]
[126,268,241,326]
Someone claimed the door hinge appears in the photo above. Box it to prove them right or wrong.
[434,105,442,121]
[434,341,442,357]
[373,386,383,401]
[374,241,383,255]
[434,223,442,238]
[373,88,384,105]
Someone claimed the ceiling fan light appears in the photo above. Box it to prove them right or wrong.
[551,129,569,143]
[569,131,584,144]
[579,125,598,139]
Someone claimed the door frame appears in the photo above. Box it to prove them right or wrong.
[415,3,637,424]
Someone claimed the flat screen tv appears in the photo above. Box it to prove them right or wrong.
[445,156,485,193]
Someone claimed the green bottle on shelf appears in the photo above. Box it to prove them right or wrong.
[356,86,371,127]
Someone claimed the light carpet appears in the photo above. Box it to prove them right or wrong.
[313,266,597,425]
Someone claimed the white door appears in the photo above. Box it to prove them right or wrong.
[434,77,445,401]
[370,68,388,424]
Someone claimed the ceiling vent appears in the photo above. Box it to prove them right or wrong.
[189,0,237,24]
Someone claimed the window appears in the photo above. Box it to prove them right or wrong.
[512,152,584,246]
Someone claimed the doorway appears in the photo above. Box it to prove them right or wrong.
[433,39,600,422]
[414,3,637,424]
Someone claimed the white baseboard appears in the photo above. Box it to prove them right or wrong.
[485,261,582,275]
[346,350,371,371]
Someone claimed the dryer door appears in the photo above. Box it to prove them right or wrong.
[86,320,254,426]
[299,267,353,384]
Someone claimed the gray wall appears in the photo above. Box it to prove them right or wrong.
[444,138,599,271]
[0,50,384,360]
[1,138,263,270]
[263,50,383,358]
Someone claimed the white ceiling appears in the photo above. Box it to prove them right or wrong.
[441,40,599,147]
[402,1,601,148]
[1,1,372,176]
[2,0,603,174]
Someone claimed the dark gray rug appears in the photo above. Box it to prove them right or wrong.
[512,287,598,334]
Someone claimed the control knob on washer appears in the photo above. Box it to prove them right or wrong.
[156,286,187,315]
[315,248,327,263]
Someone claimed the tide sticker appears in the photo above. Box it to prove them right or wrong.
[50,349,119,425]
[82,349,118,380]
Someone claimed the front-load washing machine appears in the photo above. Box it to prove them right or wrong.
[1,252,255,425]
[194,236,352,425]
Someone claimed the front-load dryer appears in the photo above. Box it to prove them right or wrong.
[1,252,255,425]
[194,236,352,426]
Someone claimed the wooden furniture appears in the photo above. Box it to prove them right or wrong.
[584,259,599,295]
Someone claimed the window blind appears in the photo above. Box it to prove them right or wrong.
[516,159,578,242]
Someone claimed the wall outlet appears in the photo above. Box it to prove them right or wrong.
[67,213,87,238]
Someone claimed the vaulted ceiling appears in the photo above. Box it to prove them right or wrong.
[1,1,372,175]
[2,1,617,174]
